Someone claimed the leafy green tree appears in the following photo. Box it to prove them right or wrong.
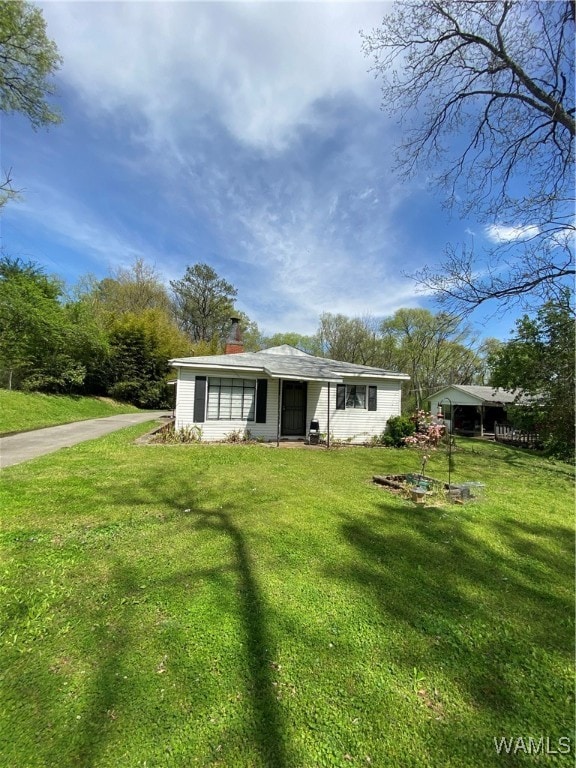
[489,292,575,459]
[104,309,194,407]
[0,0,62,206]
[72,260,193,388]
[0,257,67,389]
[0,0,62,126]
[232,312,261,353]
[380,308,481,411]
[476,337,505,385]
[62,299,111,395]
[105,314,169,408]
[0,257,109,393]
[84,259,173,316]
[74,260,173,320]
[170,263,238,344]
[71,261,206,402]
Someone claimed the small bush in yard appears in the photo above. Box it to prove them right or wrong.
[382,415,415,447]
[151,425,202,443]
[224,428,252,443]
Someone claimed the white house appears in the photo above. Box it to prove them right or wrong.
[170,324,409,445]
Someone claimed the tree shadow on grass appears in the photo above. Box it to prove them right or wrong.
[456,441,574,482]
[1,469,291,768]
[327,499,574,763]
[187,505,290,768]
[65,481,290,768]
[63,562,138,768]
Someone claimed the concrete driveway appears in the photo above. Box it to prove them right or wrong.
[0,412,169,469]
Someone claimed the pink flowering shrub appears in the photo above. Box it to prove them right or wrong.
[402,410,446,449]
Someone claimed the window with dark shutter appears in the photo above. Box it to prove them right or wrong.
[336,384,346,410]
[368,385,377,411]
[256,379,268,423]
[193,376,207,422]
[346,385,366,408]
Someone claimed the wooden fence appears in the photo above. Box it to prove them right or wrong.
[494,423,541,448]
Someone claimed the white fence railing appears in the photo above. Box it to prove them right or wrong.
[494,423,540,447]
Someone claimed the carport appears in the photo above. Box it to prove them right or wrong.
[429,385,517,437]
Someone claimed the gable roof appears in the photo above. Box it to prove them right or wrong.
[429,384,518,405]
[171,345,410,382]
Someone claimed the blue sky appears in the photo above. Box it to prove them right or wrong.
[1,1,528,340]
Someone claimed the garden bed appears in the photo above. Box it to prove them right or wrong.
[373,474,485,503]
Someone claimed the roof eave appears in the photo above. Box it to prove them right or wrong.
[263,368,344,383]
[171,360,264,373]
[343,372,410,380]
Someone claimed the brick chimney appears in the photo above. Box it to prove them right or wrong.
[225,317,244,354]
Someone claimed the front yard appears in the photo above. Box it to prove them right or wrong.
[0,389,140,435]
[0,426,573,767]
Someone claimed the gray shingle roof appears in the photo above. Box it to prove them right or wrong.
[170,345,409,381]
[430,385,519,404]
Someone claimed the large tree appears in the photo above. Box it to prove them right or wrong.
[317,313,395,367]
[363,1,574,315]
[71,259,194,399]
[0,0,62,206]
[170,263,238,345]
[103,310,190,408]
[489,291,575,459]
[380,308,482,410]
[0,257,94,392]
[77,259,173,318]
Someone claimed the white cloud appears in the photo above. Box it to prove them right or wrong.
[6,185,169,275]
[41,1,386,152]
[485,224,540,243]
[224,183,423,334]
[12,2,441,336]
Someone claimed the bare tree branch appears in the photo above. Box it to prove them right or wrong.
[0,168,21,208]
[363,1,574,314]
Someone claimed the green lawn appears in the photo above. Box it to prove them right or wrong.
[0,389,140,435]
[0,429,573,767]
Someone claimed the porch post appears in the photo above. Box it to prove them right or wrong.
[276,378,282,447]
[480,405,484,437]
[327,382,331,449]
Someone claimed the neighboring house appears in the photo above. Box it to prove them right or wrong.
[170,321,409,444]
[429,385,519,437]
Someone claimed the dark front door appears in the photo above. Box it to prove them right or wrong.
[281,381,307,436]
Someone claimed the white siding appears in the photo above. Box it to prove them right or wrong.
[430,388,482,435]
[430,387,483,433]
[430,387,483,410]
[175,369,403,443]
[175,368,280,441]
[309,379,402,444]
